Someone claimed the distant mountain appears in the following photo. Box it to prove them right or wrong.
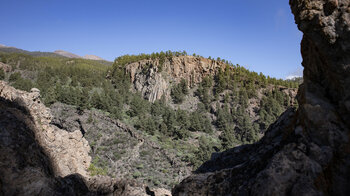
[54,50,107,61]
[83,54,104,61]
[55,50,108,61]
[285,67,303,80]
[285,75,301,80]
[53,50,81,58]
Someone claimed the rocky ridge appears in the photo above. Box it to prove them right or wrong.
[172,0,350,195]
[0,81,170,195]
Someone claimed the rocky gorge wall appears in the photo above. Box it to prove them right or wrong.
[172,0,350,195]
[125,56,227,102]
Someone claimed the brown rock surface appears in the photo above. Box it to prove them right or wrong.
[125,56,227,102]
[172,0,350,195]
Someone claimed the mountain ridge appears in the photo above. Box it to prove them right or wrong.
[54,49,106,61]
[0,44,109,62]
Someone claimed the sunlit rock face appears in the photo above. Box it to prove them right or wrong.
[0,82,91,195]
[125,56,227,102]
[172,0,350,195]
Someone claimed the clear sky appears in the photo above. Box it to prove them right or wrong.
[0,0,303,79]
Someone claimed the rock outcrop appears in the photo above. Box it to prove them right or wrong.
[172,0,350,195]
[125,56,227,102]
[0,81,168,195]
[0,83,91,178]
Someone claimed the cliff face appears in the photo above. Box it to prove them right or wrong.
[172,0,350,195]
[125,56,226,102]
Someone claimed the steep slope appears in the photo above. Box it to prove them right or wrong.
[173,0,350,195]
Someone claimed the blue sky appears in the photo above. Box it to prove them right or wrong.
[0,0,302,79]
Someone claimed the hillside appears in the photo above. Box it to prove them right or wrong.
[0,51,300,189]
[0,45,63,57]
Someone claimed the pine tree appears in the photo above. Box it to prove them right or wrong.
[43,86,57,105]
[0,69,5,80]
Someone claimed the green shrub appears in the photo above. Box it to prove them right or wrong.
[88,163,107,176]
[133,171,142,178]
[9,72,21,82]
[171,79,188,104]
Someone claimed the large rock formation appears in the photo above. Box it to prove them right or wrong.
[0,83,92,178]
[0,81,167,195]
[125,56,227,102]
[172,0,350,195]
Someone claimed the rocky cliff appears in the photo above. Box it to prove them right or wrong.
[172,0,350,195]
[125,56,227,102]
[0,81,169,195]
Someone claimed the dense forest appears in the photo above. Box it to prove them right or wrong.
[0,51,301,187]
